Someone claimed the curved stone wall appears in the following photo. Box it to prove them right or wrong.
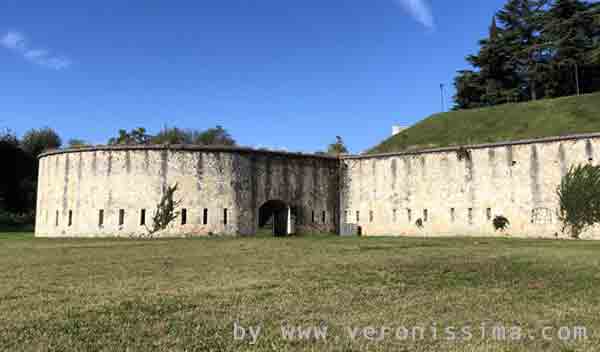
[35,146,339,237]
[36,133,600,239]
[341,133,600,239]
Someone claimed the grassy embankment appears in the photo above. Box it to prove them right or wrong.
[370,92,600,154]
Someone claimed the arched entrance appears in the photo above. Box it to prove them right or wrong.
[259,200,294,236]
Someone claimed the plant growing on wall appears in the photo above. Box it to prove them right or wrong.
[557,165,600,239]
[456,147,472,161]
[415,218,424,229]
[493,215,510,232]
[146,183,182,237]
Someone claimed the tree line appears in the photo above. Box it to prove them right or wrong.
[454,0,600,109]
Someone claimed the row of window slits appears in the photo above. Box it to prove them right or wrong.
[54,208,329,228]
[54,208,228,227]
[309,211,328,224]
[346,208,496,225]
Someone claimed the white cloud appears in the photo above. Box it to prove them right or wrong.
[0,31,26,49]
[1,31,72,70]
[396,0,435,29]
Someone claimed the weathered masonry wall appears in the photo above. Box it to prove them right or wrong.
[35,146,338,237]
[36,133,600,239]
[341,134,600,240]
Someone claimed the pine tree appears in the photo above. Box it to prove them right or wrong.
[453,0,600,110]
[496,0,549,100]
[465,17,522,106]
[542,0,598,96]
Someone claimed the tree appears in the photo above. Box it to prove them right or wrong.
[557,164,600,238]
[21,127,62,157]
[496,0,549,100]
[152,127,194,145]
[327,136,349,156]
[68,139,89,148]
[460,16,524,107]
[0,130,36,213]
[453,0,600,109]
[108,128,151,145]
[194,126,236,146]
[453,70,486,110]
[542,0,599,96]
[0,129,19,147]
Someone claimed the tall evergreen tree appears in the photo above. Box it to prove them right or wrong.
[461,17,522,106]
[542,0,599,96]
[496,0,549,100]
[453,70,485,110]
[453,0,600,110]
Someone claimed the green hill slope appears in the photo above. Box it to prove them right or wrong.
[368,92,600,154]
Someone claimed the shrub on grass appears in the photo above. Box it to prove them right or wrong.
[493,215,510,232]
[557,165,600,239]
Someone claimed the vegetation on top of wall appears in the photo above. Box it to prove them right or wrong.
[368,92,600,154]
[107,126,236,147]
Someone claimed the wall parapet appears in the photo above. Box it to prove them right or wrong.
[39,144,339,161]
[344,132,600,160]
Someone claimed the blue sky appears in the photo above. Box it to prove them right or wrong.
[2,0,506,153]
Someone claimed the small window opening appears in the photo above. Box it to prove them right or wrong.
[468,208,473,225]
[140,209,146,226]
[203,208,208,225]
[55,210,59,227]
[312,211,315,223]
[369,210,374,223]
[486,208,492,221]
[423,209,429,222]
[181,208,187,225]
[223,208,228,225]
[119,209,125,226]
[356,211,360,223]
[68,210,73,227]
[407,208,412,222]
[322,211,326,224]
[99,209,104,227]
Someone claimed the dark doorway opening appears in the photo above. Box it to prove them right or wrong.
[259,200,290,237]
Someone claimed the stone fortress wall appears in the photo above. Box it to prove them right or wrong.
[35,146,339,237]
[35,133,600,239]
[341,133,600,239]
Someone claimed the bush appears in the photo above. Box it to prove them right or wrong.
[415,218,424,229]
[0,211,35,232]
[557,165,600,239]
[493,215,510,232]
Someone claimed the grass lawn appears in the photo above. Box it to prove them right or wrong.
[1,232,599,351]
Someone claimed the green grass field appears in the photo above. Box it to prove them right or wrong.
[369,92,600,154]
[1,232,599,351]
